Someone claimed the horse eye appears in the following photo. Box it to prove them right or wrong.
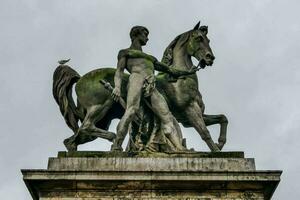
[196,35,204,42]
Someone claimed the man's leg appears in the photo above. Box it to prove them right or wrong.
[150,89,185,151]
[111,73,144,151]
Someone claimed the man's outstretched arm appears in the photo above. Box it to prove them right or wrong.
[112,56,126,101]
[154,60,197,77]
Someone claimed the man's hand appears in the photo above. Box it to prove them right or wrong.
[170,67,198,77]
[112,87,121,102]
[189,65,201,73]
[153,60,198,77]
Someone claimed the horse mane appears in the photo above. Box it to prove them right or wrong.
[161,31,191,66]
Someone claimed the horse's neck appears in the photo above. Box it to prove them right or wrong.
[172,47,193,70]
[171,46,199,83]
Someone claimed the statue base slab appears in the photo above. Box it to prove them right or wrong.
[22,151,281,200]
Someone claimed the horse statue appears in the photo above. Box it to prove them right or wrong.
[53,22,228,152]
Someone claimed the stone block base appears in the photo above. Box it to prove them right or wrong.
[39,190,265,200]
[22,151,281,200]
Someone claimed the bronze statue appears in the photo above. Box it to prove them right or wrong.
[53,22,228,152]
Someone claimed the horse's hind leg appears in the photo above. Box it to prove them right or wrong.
[64,133,97,151]
[203,114,228,150]
[64,101,114,152]
[78,99,116,142]
[185,102,220,152]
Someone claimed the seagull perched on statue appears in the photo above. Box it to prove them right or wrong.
[58,59,70,65]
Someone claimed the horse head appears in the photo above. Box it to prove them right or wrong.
[187,22,215,68]
[162,21,215,70]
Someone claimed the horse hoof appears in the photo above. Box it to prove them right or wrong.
[217,142,225,150]
[211,143,221,152]
[64,138,77,152]
[110,145,123,152]
[108,132,117,142]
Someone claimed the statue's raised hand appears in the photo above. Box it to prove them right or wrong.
[112,87,121,102]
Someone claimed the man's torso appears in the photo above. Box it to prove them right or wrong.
[119,49,155,77]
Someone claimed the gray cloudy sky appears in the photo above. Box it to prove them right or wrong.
[0,0,299,199]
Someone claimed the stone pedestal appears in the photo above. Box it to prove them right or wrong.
[22,151,281,200]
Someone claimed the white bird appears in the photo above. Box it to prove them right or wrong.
[58,59,70,65]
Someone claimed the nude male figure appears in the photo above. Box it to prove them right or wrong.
[111,26,196,151]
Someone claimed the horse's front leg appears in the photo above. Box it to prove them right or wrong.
[185,102,220,152]
[203,114,228,150]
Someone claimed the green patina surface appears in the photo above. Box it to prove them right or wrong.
[54,24,228,153]
[125,49,157,63]
[57,151,245,158]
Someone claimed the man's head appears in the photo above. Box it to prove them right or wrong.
[130,26,149,46]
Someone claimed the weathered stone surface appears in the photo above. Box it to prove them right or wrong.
[48,152,255,172]
[57,151,245,158]
[53,23,229,153]
[39,190,265,200]
[22,152,281,200]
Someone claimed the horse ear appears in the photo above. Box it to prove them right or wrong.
[200,26,208,35]
[193,21,201,30]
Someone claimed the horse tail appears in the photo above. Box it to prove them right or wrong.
[52,60,83,133]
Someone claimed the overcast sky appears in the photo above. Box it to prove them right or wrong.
[0,0,299,199]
